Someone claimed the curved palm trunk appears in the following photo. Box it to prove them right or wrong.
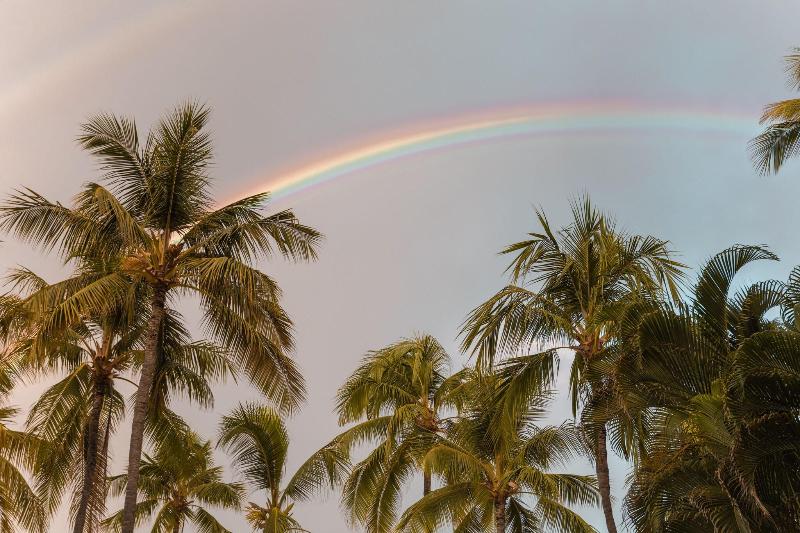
[121,286,167,533]
[494,494,506,533]
[596,425,618,533]
[72,381,105,533]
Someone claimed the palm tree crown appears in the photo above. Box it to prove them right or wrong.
[461,198,683,533]
[330,334,468,532]
[751,48,800,174]
[397,370,598,533]
[104,431,243,532]
[624,246,800,532]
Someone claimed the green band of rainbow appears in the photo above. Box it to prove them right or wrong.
[239,103,759,202]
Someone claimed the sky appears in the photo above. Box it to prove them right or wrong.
[2,1,800,531]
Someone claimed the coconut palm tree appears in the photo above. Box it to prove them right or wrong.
[1,263,143,533]
[0,102,321,533]
[330,334,470,532]
[1,263,233,532]
[103,431,243,532]
[30,313,231,533]
[396,369,598,533]
[461,198,684,533]
[218,403,346,533]
[750,48,800,174]
[623,246,800,532]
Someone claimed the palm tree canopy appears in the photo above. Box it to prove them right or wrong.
[750,48,800,174]
[397,370,598,533]
[0,102,322,410]
[104,431,243,533]
[624,246,800,532]
[461,197,683,372]
[324,334,473,533]
[0,361,46,533]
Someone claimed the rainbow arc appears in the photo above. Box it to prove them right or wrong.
[237,103,759,202]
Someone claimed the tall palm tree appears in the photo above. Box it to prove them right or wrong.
[104,431,243,532]
[1,263,142,533]
[623,246,800,531]
[0,102,321,533]
[217,403,346,533]
[331,334,469,532]
[750,48,800,174]
[396,369,598,533]
[461,198,683,533]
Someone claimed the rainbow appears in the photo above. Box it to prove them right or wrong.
[238,103,760,202]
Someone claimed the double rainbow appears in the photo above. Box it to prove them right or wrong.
[240,102,759,202]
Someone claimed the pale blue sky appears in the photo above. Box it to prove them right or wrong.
[2,1,800,531]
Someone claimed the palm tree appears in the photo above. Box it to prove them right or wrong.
[331,334,469,532]
[396,369,598,533]
[461,198,683,533]
[0,102,321,533]
[623,246,800,531]
[0,263,142,533]
[217,403,346,533]
[750,48,800,174]
[2,263,232,532]
[104,431,243,532]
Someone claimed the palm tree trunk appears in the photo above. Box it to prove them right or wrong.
[423,465,431,495]
[596,424,618,533]
[73,380,105,533]
[121,285,167,533]
[494,494,506,533]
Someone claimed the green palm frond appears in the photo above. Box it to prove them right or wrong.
[218,403,289,494]
[623,248,800,531]
[282,440,349,502]
[751,48,800,174]
[329,334,464,532]
[0,189,105,258]
[218,403,329,533]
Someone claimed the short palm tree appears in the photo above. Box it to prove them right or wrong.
[218,403,346,533]
[0,102,321,533]
[750,48,800,174]
[2,264,232,532]
[30,313,231,533]
[331,334,469,532]
[624,246,800,532]
[104,431,243,532]
[396,369,599,533]
[461,198,683,533]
